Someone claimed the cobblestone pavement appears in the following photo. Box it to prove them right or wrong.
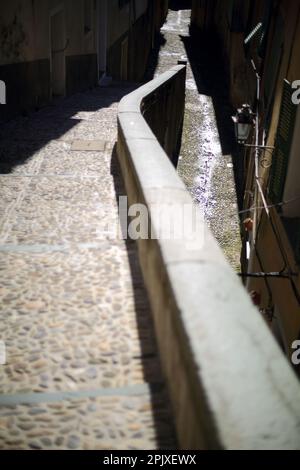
[146,3,241,270]
[0,83,176,449]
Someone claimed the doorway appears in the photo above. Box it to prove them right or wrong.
[50,8,66,97]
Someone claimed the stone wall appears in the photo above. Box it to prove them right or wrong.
[0,0,98,122]
[117,64,300,450]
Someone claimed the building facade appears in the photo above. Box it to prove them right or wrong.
[0,0,168,122]
[191,0,300,367]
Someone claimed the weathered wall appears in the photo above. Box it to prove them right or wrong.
[243,0,300,357]
[0,1,98,64]
[191,0,258,106]
[0,59,50,122]
[0,0,167,120]
[190,0,300,358]
[0,0,98,121]
[106,0,152,82]
[127,9,153,82]
[106,0,131,50]
[65,53,97,95]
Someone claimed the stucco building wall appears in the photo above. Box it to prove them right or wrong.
[191,0,300,365]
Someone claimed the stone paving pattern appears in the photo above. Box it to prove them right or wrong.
[0,81,176,449]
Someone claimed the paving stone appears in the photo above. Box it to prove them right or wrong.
[67,435,81,449]
[70,140,106,151]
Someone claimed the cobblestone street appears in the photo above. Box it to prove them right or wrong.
[0,83,176,449]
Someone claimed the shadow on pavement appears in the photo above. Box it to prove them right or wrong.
[0,84,133,174]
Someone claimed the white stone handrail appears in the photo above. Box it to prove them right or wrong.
[117,65,300,450]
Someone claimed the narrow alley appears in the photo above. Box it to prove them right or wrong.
[146,1,242,269]
[2,0,299,455]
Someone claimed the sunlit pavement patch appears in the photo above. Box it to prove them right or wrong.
[70,140,107,151]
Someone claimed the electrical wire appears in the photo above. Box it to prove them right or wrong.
[238,194,300,216]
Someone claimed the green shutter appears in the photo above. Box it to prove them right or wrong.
[269,80,297,205]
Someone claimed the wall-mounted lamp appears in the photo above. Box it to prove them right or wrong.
[232,104,255,144]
